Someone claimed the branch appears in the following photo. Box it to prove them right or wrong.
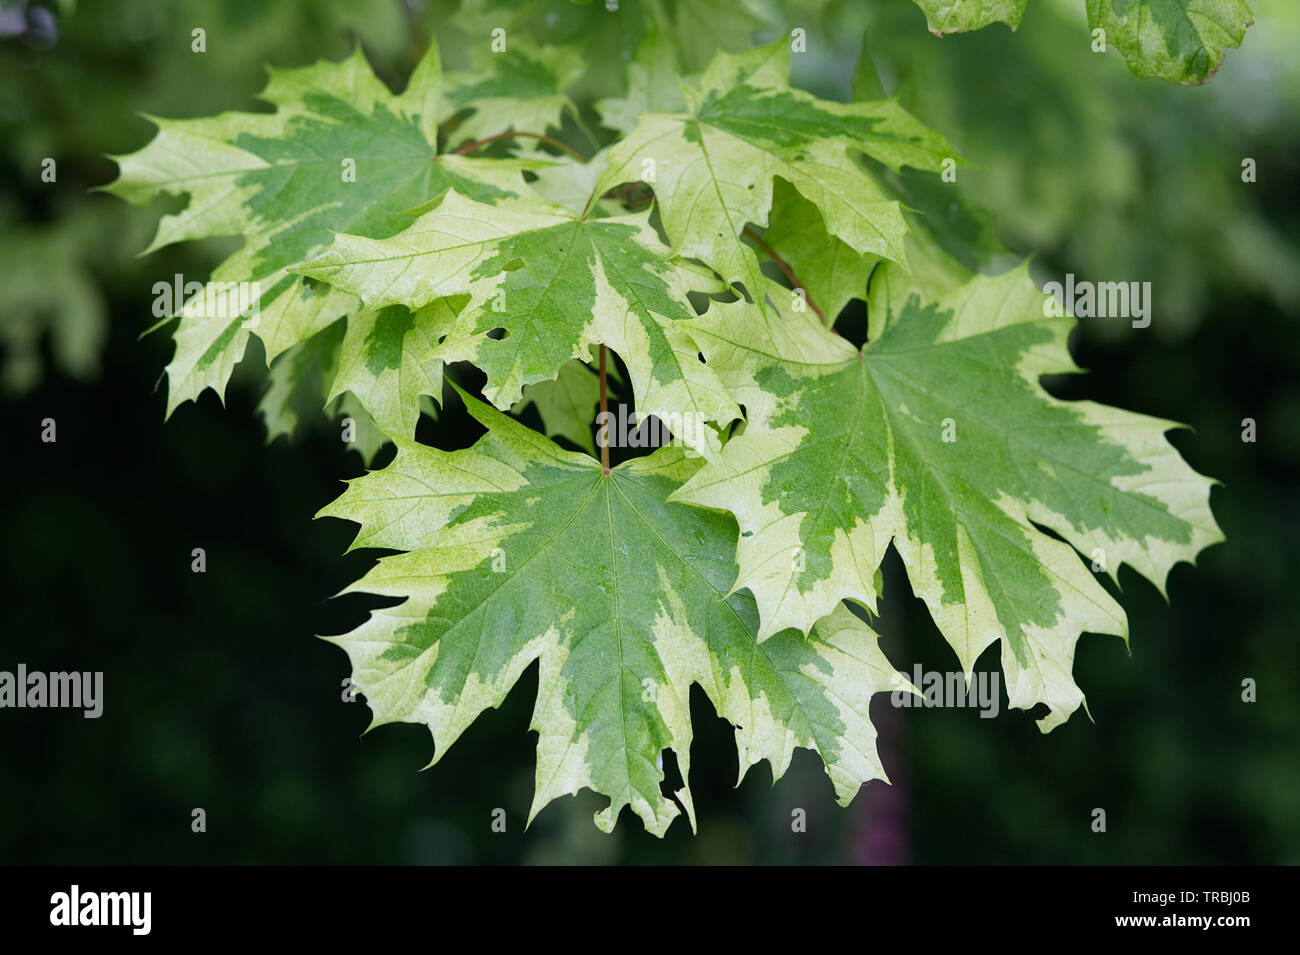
[598,344,610,475]
[742,226,827,325]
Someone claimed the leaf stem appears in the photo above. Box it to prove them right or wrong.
[447,130,586,162]
[598,344,610,475]
[742,226,827,325]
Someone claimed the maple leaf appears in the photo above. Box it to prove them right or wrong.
[912,0,1253,85]
[296,191,740,459]
[912,0,1029,33]
[595,40,955,300]
[257,319,344,445]
[104,43,542,418]
[596,31,686,136]
[255,301,446,460]
[672,269,1222,730]
[442,41,583,147]
[328,300,458,438]
[1086,0,1253,85]
[321,390,911,835]
[511,357,602,454]
[759,179,879,325]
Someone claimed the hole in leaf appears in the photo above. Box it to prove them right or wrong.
[416,362,488,451]
[836,299,868,349]
[658,746,685,802]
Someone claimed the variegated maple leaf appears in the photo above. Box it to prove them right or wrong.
[595,40,955,300]
[673,268,1222,730]
[761,179,879,324]
[296,191,740,459]
[442,41,583,148]
[321,390,912,835]
[105,42,557,421]
[254,318,401,465]
[328,299,460,438]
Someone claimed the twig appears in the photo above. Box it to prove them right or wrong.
[598,345,610,475]
[743,226,827,325]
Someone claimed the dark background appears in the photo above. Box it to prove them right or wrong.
[1,0,1297,864]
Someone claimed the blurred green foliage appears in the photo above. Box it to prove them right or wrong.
[0,0,1296,864]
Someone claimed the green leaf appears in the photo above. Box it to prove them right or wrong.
[596,40,955,299]
[1086,0,1254,85]
[258,319,344,443]
[443,41,583,147]
[511,357,602,454]
[297,191,740,459]
[320,391,911,835]
[333,392,388,465]
[105,43,537,416]
[913,0,1028,33]
[759,179,879,325]
[646,0,774,72]
[673,269,1222,731]
[522,151,610,216]
[596,31,686,135]
[164,277,352,419]
[328,300,458,438]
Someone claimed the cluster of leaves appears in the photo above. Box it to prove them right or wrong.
[108,24,1222,835]
[2,0,1264,394]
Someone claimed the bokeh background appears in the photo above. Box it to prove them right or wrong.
[1,0,1296,864]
